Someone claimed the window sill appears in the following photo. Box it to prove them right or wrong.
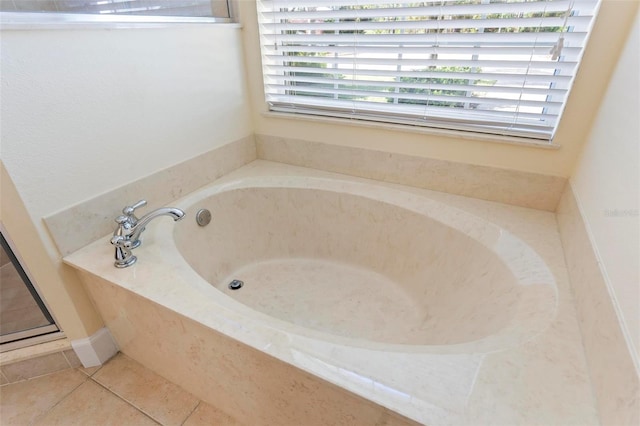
[261,111,562,150]
[0,12,236,30]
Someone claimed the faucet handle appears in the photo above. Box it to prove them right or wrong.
[110,235,137,268]
[110,234,132,248]
[114,215,133,228]
[122,200,147,217]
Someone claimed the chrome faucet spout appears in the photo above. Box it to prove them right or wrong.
[129,207,185,244]
[110,200,185,268]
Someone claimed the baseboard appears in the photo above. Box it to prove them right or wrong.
[71,327,118,368]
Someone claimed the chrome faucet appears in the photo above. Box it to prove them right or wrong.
[110,200,185,268]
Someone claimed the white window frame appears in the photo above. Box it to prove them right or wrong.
[0,0,235,28]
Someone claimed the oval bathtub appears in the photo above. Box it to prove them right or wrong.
[66,162,570,425]
[170,174,557,352]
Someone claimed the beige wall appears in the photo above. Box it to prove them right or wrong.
[1,162,104,339]
[570,9,640,369]
[1,25,251,220]
[0,24,253,339]
[238,0,639,177]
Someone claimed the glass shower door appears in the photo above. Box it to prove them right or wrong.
[0,231,59,347]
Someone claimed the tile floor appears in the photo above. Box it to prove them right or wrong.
[0,352,241,425]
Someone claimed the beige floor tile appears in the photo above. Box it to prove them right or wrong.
[63,349,83,368]
[35,380,158,426]
[2,352,70,382]
[92,354,199,426]
[0,369,87,425]
[183,402,243,426]
[79,365,102,377]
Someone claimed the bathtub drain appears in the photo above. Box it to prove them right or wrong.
[228,279,244,290]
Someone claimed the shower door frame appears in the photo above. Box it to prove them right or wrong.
[0,227,63,351]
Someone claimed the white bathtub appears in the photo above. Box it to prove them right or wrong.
[174,171,557,351]
[66,161,597,425]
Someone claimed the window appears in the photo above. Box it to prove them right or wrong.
[257,0,601,141]
[0,0,231,19]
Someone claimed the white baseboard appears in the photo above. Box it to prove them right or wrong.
[71,327,118,367]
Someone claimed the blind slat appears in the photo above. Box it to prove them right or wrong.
[264,45,583,61]
[266,54,579,73]
[265,74,570,97]
[269,105,556,139]
[268,65,574,85]
[261,31,591,46]
[265,84,564,110]
[268,95,558,123]
[258,0,596,9]
[260,0,578,19]
[260,16,593,32]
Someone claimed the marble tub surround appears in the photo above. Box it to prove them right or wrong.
[73,271,417,426]
[256,134,566,212]
[557,184,640,426]
[44,135,256,257]
[65,161,597,425]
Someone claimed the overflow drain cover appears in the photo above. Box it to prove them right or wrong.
[228,279,244,290]
[195,209,212,227]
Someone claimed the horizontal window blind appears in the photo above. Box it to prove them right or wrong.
[257,0,601,141]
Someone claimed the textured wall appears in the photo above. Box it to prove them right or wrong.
[1,24,252,220]
[0,24,253,338]
[570,11,640,367]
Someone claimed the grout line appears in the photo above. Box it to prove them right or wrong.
[89,354,201,426]
[30,371,91,425]
[3,362,74,385]
[60,350,73,368]
[78,362,104,378]
[89,378,162,425]
[181,400,201,426]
